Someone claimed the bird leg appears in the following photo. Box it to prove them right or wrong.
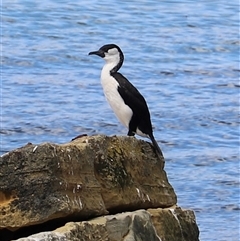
[127,130,135,136]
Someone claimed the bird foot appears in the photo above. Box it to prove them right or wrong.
[71,134,88,141]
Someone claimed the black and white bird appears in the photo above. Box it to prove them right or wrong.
[89,44,162,156]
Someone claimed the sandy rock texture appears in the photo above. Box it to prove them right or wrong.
[0,135,199,241]
[16,207,199,241]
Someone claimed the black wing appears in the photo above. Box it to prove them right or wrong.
[112,72,153,135]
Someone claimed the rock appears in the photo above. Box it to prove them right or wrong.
[14,207,199,241]
[148,206,199,241]
[0,135,177,234]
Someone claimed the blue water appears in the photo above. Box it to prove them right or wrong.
[2,0,239,240]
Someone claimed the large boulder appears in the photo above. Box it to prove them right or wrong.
[0,135,199,241]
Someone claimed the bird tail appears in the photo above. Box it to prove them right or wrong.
[149,133,163,157]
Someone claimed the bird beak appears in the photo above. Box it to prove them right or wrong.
[88,50,105,58]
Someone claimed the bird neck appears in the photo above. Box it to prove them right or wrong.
[101,63,115,82]
[110,56,123,74]
[101,61,122,82]
[103,51,124,75]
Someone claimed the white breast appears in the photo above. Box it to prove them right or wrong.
[101,65,133,129]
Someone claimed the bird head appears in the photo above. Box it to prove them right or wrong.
[89,44,124,69]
